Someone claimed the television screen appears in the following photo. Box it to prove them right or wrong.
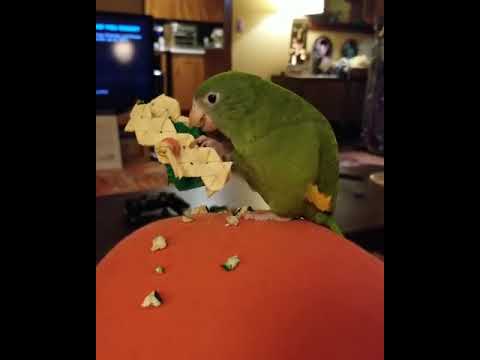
[96,12,154,113]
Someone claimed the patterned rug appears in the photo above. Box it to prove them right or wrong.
[96,162,168,197]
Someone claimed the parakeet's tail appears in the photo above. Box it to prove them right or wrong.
[325,218,343,236]
[306,210,344,236]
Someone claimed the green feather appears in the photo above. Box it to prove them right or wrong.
[193,71,341,232]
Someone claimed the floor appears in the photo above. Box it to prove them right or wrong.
[96,160,168,197]
[96,151,384,198]
[96,151,384,261]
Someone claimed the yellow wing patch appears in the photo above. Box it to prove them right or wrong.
[305,184,332,212]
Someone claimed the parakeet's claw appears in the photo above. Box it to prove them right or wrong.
[242,211,291,222]
[194,135,232,161]
[192,135,209,147]
[327,220,343,236]
[308,211,343,236]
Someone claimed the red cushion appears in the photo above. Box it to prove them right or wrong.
[97,214,384,359]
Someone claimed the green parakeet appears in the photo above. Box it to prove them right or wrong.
[189,71,342,234]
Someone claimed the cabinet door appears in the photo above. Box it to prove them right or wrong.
[302,80,345,125]
[171,54,205,112]
[146,0,224,22]
[97,0,144,14]
[204,49,229,78]
[342,80,366,131]
[361,0,384,24]
[201,0,224,22]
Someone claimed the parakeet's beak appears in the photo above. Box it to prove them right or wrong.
[189,99,217,132]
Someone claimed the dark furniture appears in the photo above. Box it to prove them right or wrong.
[96,174,384,264]
[271,74,367,143]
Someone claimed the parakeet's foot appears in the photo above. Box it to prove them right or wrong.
[304,206,344,236]
[312,212,343,236]
[327,220,343,236]
[242,211,291,222]
[192,135,233,161]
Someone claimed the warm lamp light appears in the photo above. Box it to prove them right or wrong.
[270,0,324,16]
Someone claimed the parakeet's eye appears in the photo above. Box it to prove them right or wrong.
[206,92,220,105]
[208,94,217,103]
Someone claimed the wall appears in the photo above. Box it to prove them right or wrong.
[232,0,374,80]
[96,0,144,14]
[232,0,294,80]
[327,0,352,23]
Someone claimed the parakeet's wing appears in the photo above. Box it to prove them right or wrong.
[234,81,337,217]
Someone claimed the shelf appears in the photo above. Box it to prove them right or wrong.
[307,16,374,34]
[154,18,224,27]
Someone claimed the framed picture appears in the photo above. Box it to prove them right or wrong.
[288,18,309,66]
[341,39,359,58]
[311,36,334,74]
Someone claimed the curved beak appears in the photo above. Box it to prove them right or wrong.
[188,99,204,127]
[188,99,217,132]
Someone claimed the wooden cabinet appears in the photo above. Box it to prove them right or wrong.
[204,48,230,78]
[162,49,230,112]
[96,0,144,14]
[146,0,232,112]
[271,75,367,142]
[202,0,225,22]
[361,0,384,24]
[344,0,383,25]
[171,54,205,111]
[145,0,224,22]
